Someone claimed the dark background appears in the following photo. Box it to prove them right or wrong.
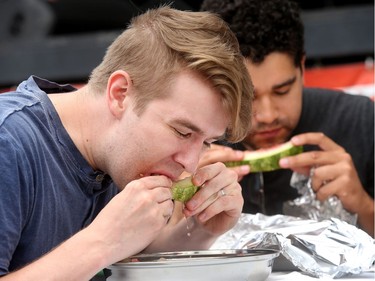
[0,0,373,88]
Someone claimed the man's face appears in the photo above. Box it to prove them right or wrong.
[108,70,229,187]
[243,52,304,149]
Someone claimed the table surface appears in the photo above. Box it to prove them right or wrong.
[268,270,375,280]
[91,266,375,280]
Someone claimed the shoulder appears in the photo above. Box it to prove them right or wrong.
[296,87,373,136]
[0,88,56,171]
[303,87,374,112]
[303,87,373,102]
[0,77,48,124]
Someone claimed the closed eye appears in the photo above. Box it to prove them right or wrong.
[174,128,212,149]
[174,128,191,139]
[273,76,296,96]
[274,88,290,95]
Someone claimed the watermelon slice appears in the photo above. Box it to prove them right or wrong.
[225,141,303,172]
[171,177,199,202]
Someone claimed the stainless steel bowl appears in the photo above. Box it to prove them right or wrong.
[106,249,279,281]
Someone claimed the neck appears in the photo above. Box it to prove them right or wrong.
[48,86,99,169]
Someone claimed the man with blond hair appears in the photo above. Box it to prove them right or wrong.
[0,6,253,280]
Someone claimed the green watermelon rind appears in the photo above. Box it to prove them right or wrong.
[225,142,303,172]
[171,177,199,202]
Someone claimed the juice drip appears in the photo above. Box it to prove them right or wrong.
[185,216,191,237]
[183,204,191,237]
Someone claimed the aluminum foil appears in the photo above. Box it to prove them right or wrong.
[283,171,358,225]
[210,213,375,278]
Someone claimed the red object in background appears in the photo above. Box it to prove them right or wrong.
[304,61,374,99]
[1,61,374,98]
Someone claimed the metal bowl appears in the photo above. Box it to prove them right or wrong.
[106,249,279,281]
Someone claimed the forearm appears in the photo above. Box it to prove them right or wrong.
[356,195,374,237]
[1,228,109,281]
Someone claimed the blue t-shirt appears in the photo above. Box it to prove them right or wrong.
[0,76,118,275]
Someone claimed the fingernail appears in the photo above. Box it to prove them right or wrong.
[291,136,301,145]
[240,165,250,173]
[187,199,198,210]
[279,158,289,167]
[193,174,202,185]
[235,150,244,158]
[198,212,207,222]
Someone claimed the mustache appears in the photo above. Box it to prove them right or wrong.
[251,119,281,132]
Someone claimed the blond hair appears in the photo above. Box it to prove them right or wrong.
[89,6,253,142]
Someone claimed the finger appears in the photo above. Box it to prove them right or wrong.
[291,132,345,152]
[192,162,228,187]
[314,181,335,202]
[186,170,239,216]
[153,187,173,203]
[137,175,173,189]
[208,144,231,152]
[281,150,349,170]
[310,165,334,192]
[312,161,358,201]
[195,182,243,222]
[229,165,250,179]
[190,162,237,203]
[135,176,173,203]
[314,176,352,203]
[199,147,244,168]
[159,199,175,221]
[310,159,353,191]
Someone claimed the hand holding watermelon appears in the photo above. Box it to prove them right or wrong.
[279,132,374,237]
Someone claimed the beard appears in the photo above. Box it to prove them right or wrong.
[244,118,294,150]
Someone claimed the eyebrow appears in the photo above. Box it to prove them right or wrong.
[272,76,297,90]
[174,119,226,141]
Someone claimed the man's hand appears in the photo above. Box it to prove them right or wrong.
[87,176,175,264]
[2,176,175,280]
[279,132,374,236]
[183,162,244,236]
[199,144,250,181]
[145,162,244,252]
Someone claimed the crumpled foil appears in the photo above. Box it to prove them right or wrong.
[210,213,375,279]
[283,171,358,226]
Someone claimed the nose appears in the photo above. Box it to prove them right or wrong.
[254,96,278,124]
[173,142,202,174]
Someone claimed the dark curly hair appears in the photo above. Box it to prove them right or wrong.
[201,0,305,67]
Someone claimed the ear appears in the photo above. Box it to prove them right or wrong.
[106,70,133,118]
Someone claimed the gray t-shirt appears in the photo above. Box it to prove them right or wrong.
[232,88,374,215]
